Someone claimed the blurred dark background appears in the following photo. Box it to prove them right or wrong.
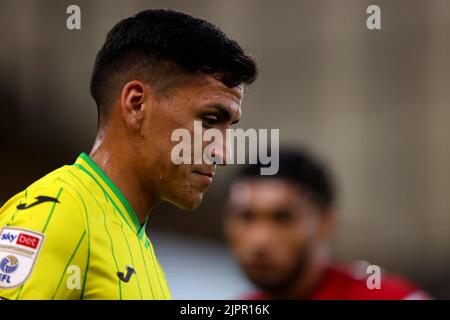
[1,0,450,298]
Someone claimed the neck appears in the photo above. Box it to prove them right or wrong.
[89,137,157,224]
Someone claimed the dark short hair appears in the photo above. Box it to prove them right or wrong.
[232,148,335,209]
[90,9,258,121]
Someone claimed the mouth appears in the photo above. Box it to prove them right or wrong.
[245,260,277,276]
[192,170,215,184]
[194,171,214,178]
[192,166,216,178]
[245,254,276,271]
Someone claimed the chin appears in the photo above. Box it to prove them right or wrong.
[247,274,285,293]
[168,191,204,211]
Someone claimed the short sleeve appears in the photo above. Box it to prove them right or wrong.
[0,182,88,299]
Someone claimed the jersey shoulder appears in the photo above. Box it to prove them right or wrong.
[241,263,430,300]
[324,263,430,300]
[0,165,91,297]
[0,164,90,236]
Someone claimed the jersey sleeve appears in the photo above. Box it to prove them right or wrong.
[0,182,88,299]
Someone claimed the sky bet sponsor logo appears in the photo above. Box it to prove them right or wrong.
[17,233,40,249]
[1,233,17,243]
[1,232,40,249]
[0,227,45,288]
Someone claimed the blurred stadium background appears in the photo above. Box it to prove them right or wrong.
[1,0,450,298]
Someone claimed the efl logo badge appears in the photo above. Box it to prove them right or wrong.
[0,227,45,288]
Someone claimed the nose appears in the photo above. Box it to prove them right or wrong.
[246,223,273,249]
[211,148,224,166]
[209,137,231,166]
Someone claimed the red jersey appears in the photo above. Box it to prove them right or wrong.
[245,264,430,300]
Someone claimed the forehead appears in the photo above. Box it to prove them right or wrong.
[228,179,304,210]
[176,74,244,105]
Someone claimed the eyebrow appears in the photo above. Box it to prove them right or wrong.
[206,104,240,125]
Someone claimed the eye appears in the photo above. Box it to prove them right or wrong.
[202,115,219,127]
[273,209,295,224]
[237,209,254,222]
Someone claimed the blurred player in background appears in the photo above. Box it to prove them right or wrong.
[0,9,257,299]
[225,148,429,299]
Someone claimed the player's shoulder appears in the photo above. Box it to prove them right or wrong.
[330,262,430,300]
[0,165,93,295]
[25,164,87,199]
[0,164,89,230]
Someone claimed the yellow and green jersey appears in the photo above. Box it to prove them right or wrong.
[0,153,171,300]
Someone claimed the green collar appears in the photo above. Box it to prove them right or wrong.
[74,153,147,238]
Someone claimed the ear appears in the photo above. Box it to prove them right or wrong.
[120,80,152,130]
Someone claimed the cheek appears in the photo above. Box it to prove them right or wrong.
[227,222,250,251]
[144,102,188,143]
[284,221,321,258]
[142,117,188,169]
[274,225,311,259]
